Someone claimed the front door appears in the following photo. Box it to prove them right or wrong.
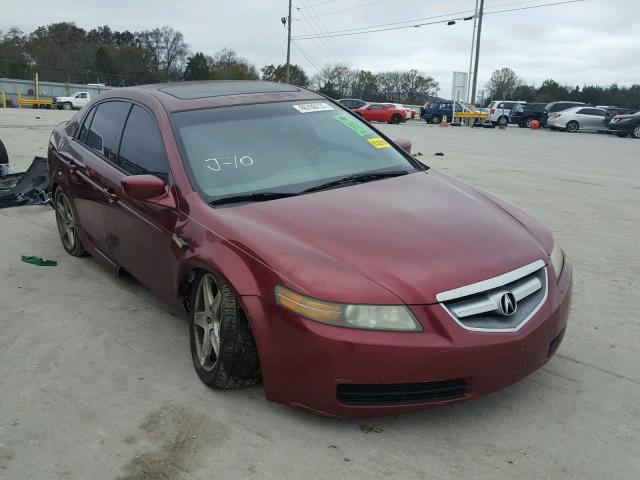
[65,100,131,255]
[100,104,179,298]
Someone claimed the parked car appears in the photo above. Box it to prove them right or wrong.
[547,106,611,132]
[53,91,91,110]
[338,98,368,110]
[543,101,585,126]
[353,103,406,124]
[608,111,640,138]
[486,100,527,126]
[510,103,549,128]
[598,106,637,119]
[420,100,453,124]
[384,104,414,121]
[49,81,571,418]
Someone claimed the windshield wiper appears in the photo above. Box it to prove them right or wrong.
[209,191,299,206]
[302,170,410,194]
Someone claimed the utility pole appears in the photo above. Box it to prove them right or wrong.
[466,0,479,104]
[470,0,484,106]
[286,0,292,84]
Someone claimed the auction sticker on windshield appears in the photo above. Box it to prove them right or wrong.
[367,137,391,149]
[333,113,374,136]
[293,103,334,113]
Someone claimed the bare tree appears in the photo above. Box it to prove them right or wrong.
[137,26,189,80]
[486,67,520,100]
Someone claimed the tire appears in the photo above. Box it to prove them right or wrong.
[518,122,526,128]
[389,114,402,124]
[0,138,8,165]
[566,121,579,132]
[632,125,640,139]
[62,102,73,111]
[616,132,628,138]
[189,271,261,389]
[525,117,535,128]
[497,116,509,127]
[54,189,87,257]
[430,115,441,125]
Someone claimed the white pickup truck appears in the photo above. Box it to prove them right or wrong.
[53,92,91,110]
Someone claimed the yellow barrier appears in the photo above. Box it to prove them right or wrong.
[1,92,6,109]
[453,112,489,119]
[17,92,53,109]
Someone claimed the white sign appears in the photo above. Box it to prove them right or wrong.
[451,72,468,102]
[293,103,334,113]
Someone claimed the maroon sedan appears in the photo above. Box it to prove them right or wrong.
[49,81,572,417]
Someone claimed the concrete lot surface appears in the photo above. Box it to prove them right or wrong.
[1,110,639,479]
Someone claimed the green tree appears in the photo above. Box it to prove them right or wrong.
[209,48,258,80]
[486,67,520,100]
[183,52,210,80]
[260,63,309,86]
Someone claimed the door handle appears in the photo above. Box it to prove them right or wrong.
[104,188,119,203]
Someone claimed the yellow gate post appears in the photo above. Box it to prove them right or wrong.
[1,92,6,109]
[17,92,22,109]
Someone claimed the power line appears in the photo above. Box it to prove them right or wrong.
[297,0,341,8]
[300,0,392,19]
[293,0,586,40]
[296,0,352,65]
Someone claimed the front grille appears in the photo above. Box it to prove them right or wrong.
[438,260,548,332]
[336,379,467,406]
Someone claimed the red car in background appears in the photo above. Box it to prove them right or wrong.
[49,81,571,418]
[353,103,406,124]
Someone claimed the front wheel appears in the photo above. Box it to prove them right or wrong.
[566,121,579,132]
[497,116,509,127]
[430,115,441,125]
[389,114,402,124]
[632,125,640,139]
[189,272,261,389]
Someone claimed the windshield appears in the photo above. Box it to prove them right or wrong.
[171,101,420,203]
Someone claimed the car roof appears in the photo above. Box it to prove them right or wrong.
[100,80,323,112]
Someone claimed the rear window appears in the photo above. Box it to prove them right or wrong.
[171,101,418,202]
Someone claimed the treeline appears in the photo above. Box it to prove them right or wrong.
[0,22,438,105]
[486,67,640,109]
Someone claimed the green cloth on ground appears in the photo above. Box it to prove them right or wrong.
[21,255,57,267]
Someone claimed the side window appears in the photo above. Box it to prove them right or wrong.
[77,93,87,99]
[577,108,591,115]
[77,107,97,144]
[370,105,382,110]
[86,101,131,161]
[118,105,169,183]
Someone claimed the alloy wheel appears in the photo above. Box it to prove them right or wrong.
[55,192,77,251]
[193,274,223,371]
[633,125,640,139]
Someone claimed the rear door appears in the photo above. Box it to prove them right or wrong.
[100,104,178,297]
[65,100,131,255]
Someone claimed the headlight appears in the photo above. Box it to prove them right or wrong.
[274,286,422,332]
[549,243,565,280]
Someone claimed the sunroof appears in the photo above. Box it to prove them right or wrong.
[158,81,301,100]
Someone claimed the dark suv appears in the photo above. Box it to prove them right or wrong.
[338,98,368,110]
[608,111,640,138]
[543,101,585,127]
[510,103,549,128]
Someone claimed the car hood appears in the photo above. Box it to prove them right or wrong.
[213,170,551,305]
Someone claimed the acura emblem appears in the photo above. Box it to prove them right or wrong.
[498,292,517,316]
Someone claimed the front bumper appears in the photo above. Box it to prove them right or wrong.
[243,260,572,418]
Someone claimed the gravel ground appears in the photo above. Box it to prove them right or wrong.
[0,109,639,479]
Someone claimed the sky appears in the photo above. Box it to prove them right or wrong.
[2,0,639,99]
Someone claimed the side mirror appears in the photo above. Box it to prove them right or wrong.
[395,138,412,154]
[121,175,166,201]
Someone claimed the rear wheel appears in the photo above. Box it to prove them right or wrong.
[525,117,535,128]
[389,114,402,124]
[54,189,86,257]
[62,102,72,111]
[566,121,579,133]
[189,271,261,389]
[632,125,640,139]
[497,116,509,127]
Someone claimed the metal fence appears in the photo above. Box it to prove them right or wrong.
[0,77,114,107]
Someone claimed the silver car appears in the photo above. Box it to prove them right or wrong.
[547,106,610,133]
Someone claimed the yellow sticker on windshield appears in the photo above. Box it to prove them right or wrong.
[367,137,391,149]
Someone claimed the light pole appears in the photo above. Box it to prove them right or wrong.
[470,0,484,106]
[286,0,292,83]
